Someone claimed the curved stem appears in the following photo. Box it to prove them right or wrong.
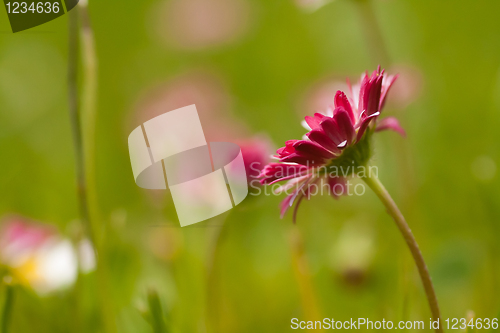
[362,174,443,333]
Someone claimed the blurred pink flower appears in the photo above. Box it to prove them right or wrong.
[133,71,251,141]
[235,137,273,185]
[385,64,423,109]
[260,67,404,221]
[134,71,274,188]
[301,77,349,118]
[0,218,54,261]
[150,0,252,50]
[294,0,333,12]
[134,71,231,125]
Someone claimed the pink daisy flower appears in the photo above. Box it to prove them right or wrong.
[259,66,404,221]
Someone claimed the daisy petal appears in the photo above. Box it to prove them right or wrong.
[356,112,380,142]
[292,140,335,159]
[333,108,356,145]
[306,128,341,154]
[320,118,346,147]
[334,91,355,124]
[304,113,327,130]
[375,117,406,137]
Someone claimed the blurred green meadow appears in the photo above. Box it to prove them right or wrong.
[1,0,500,332]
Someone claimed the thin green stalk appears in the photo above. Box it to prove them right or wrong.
[1,282,14,333]
[79,0,99,232]
[68,3,95,248]
[205,216,229,333]
[68,3,116,333]
[147,289,168,333]
[362,174,443,333]
[288,227,322,322]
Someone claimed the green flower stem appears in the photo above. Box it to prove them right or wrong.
[1,281,14,333]
[147,289,168,333]
[288,227,322,322]
[362,174,443,333]
[68,4,116,333]
[205,221,226,333]
[68,4,94,246]
[79,0,99,230]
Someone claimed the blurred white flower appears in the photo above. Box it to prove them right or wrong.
[332,221,375,286]
[32,239,78,294]
[77,238,96,274]
[0,217,92,295]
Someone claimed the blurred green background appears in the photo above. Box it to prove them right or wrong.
[1,0,500,332]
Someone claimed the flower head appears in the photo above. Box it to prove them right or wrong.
[259,67,404,221]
